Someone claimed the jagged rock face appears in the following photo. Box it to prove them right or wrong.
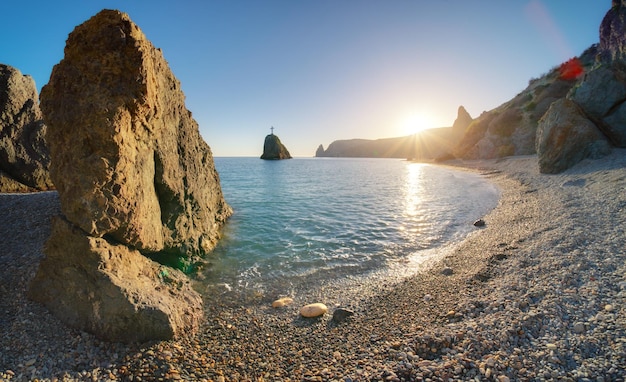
[28,216,203,343]
[315,144,324,157]
[600,1,626,62]
[0,64,53,191]
[30,9,232,341]
[40,9,232,259]
[261,134,292,159]
[570,64,626,147]
[536,99,611,174]
[452,106,473,131]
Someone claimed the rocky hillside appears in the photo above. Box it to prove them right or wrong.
[453,45,598,160]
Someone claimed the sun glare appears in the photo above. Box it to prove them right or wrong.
[399,113,435,136]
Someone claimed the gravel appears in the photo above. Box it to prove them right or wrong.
[1,150,626,381]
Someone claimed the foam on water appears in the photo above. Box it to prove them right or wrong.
[197,157,499,295]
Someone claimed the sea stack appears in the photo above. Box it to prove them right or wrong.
[28,9,232,342]
[261,129,292,160]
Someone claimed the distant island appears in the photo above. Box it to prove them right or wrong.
[261,127,292,160]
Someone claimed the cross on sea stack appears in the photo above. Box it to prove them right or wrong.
[27,9,232,342]
[261,127,292,159]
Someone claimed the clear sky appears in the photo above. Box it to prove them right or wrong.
[1,1,609,157]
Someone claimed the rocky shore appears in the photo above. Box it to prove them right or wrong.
[1,151,626,381]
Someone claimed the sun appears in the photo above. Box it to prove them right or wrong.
[399,112,436,136]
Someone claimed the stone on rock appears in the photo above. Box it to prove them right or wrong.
[28,216,203,343]
[272,297,294,308]
[300,303,328,318]
[0,64,53,191]
[260,133,292,160]
[536,99,611,174]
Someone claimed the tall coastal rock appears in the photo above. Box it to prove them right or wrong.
[28,9,232,342]
[261,133,292,159]
[0,64,53,192]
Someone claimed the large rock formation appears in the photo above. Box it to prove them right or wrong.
[536,99,611,174]
[261,133,292,159]
[599,0,626,62]
[28,9,232,342]
[0,64,53,191]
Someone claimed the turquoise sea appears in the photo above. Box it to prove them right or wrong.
[198,157,499,297]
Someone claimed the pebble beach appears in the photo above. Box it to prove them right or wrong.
[1,151,626,381]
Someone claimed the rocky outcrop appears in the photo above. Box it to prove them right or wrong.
[261,134,292,159]
[0,64,53,191]
[28,9,232,342]
[315,144,325,157]
[599,0,626,62]
[452,106,473,131]
[536,99,611,174]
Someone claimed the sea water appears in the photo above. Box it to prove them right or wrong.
[198,157,499,297]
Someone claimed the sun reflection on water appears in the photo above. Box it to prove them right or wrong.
[403,162,428,218]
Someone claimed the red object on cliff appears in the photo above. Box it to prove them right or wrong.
[559,58,584,80]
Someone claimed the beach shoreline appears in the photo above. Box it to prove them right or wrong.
[1,151,626,381]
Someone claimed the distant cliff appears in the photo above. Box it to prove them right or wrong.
[316,106,472,160]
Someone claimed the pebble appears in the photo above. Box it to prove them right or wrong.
[573,322,586,334]
[300,303,328,318]
[271,297,294,308]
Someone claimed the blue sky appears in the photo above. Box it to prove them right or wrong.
[1,1,608,156]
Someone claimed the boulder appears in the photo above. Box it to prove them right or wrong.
[28,216,203,342]
[29,9,232,341]
[39,9,232,263]
[536,99,611,174]
[261,134,292,159]
[570,64,626,147]
[0,64,53,191]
